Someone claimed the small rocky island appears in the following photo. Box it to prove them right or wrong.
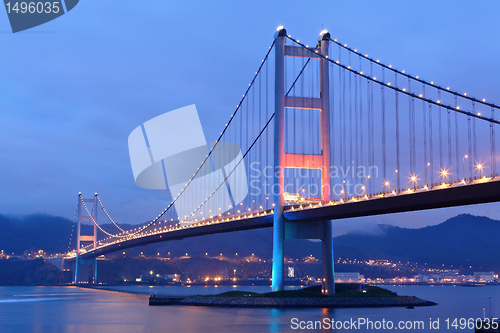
[149,284,437,308]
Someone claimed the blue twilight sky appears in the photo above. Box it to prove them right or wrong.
[1,1,500,235]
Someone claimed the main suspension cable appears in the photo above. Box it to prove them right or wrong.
[79,195,127,238]
[96,194,126,233]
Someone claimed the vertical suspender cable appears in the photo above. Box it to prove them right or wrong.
[349,52,353,179]
[355,72,359,188]
[330,51,335,200]
[423,85,427,185]
[259,69,262,208]
[246,95,249,209]
[454,95,459,182]
[491,107,496,176]
[292,56,296,156]
[408,78,413,179]
[310,64,314,192]
[438,90,443,178]
[412,96,416,179]
[367,77,371,194]
[467,103,472,181]
[370,62,374,192]
[252,85,258,212]
[382,68,386,186]
[429,104,433,186]
[339,46,343,192]
[448,103,452,180]
[302,56,306,169]
[359,56,363,174]
[265,58,269,208]
[395,73,400,191]
[473,102,477,177]
[240,89,243,211]
[343,68,346,190]
[305,60,317,192]
[232,102,236,214]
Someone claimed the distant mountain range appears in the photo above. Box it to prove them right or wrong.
[0,213,498,272]
[334,214,500,272]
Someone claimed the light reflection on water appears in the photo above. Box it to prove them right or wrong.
[0,285,498,332]
[93,284,302,295]
[0,297,66,303]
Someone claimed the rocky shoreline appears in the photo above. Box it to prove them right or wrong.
[150,295,437,308]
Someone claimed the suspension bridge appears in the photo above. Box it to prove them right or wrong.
[65,27,500,295]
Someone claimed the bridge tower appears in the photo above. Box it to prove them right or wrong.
[74,193,98,284]
[273,27,335,294]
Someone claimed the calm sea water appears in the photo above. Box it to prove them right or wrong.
[0,284,498,332]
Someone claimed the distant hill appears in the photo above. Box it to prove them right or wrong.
[0,213,323,259]
[0,214,75,254]
[334,214,500,272]
[0,259,67,285]
[0,214,137,255]
[0,213,498,272]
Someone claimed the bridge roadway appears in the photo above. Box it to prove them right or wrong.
[78,177,500,260]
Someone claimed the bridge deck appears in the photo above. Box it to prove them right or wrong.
[79,215,273,259]
[286,177,500,221]
[77,177,500,259]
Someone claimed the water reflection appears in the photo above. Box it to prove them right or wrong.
[321,308,334,332]
[269,308,282,333]
[0,285,498,333]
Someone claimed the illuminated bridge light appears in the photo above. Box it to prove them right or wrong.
[68,37,500,288]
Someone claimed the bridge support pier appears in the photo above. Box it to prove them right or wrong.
[285,220,335,294]
[74,193,98,284]
[74,257,97,284]
[272,27,333,293]
[272,26,287,292]
[322,220,335,294]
